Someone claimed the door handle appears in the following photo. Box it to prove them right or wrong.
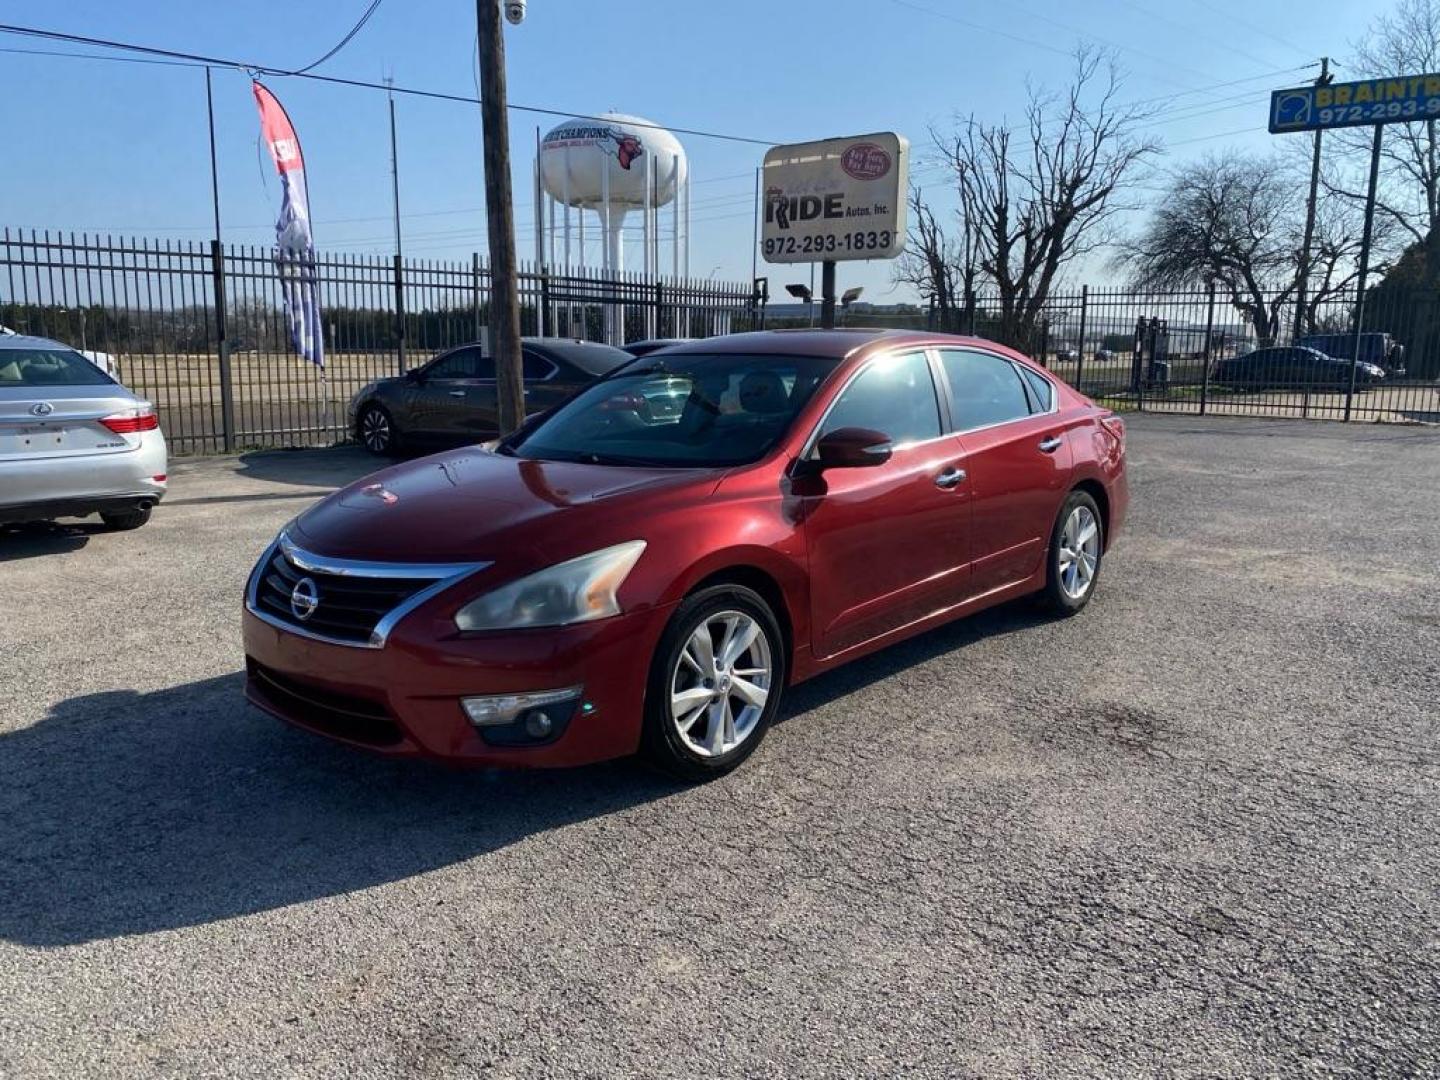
[449,390,466,398]
[935,466,967,489]
[1038,436,1063,453]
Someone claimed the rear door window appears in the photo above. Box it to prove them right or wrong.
[522,352,557,380]
[938,349,1032,430]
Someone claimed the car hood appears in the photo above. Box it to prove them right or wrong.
[291,446,725,565]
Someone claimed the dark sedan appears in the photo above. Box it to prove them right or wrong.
[1213,346,1385,392]
[349,338,633,454]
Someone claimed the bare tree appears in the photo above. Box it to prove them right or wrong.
[892,185,979,332]
[908,47,1158,352]
[1324,0,1440,246]
[1126,152,1380,340]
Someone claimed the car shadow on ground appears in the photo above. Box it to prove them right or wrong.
[0,520,104,561]
[230,446,382,489]
[0,600,1050,948]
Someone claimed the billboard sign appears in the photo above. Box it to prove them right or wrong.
[1270,73,1440,133]
[761,132,908,264]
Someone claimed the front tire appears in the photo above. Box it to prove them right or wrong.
[641,585,786,782]
[1041,491,1103,615]
[358,403,400,456]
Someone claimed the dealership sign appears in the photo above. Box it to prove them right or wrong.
[1270,73,1440,133]
[761,132,909,264]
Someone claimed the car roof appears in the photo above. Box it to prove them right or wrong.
[651,328,1008,361]
[0,334,75,351]
[524,337,634,375]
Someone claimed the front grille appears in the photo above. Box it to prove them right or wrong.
[252,546,431,645]
[247,658,404,746]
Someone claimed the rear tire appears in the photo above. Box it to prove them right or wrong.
[358,403,400,456]
[100,505,151,531]
[641,584,786,782]
[1041,490,1103,616]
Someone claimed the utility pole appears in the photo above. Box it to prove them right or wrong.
[1344,122,1383,421]
[476,0,525,434]
[387,79,406,376]
[1294,57,1332,343]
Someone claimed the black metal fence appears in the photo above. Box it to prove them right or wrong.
[808,283,1440,425]
[1,228,752,454]
[1020,285,1440,424]
[5,226,1438,453]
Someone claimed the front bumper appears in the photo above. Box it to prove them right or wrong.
[242,601,669,767]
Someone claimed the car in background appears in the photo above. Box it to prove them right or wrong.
[349,337,634,455]
[1297,331,1405,376]
[0,336,166,530]
[1213,346,1385,391]
[244,329,1128,780]
[623,337,694,358]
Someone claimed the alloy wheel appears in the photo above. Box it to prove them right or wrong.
[1057,504,1100,600]
[361,407,392,453]
[668,610,773,758]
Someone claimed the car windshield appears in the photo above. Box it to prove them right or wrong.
[0,347,113,387]
[511,352,838,467]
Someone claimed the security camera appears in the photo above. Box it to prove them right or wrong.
[504,0,526,24]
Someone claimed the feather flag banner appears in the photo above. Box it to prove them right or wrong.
[252,81,325,369]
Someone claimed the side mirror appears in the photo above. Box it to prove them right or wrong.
[404,368,423,384]
[815,427,893,469]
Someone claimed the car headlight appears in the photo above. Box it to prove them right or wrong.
[454,540,646,631]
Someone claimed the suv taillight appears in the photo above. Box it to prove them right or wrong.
[100,408,159,434]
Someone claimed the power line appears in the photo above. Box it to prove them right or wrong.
[0,44,202,68]
[0,22,780,147]
[292,0,384,74]
[1112,0,1292,71]
[1166,124,1265,148]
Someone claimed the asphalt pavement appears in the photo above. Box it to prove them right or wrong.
[1,415,1438,1077]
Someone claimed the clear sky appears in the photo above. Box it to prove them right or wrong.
[0,0,1382,304]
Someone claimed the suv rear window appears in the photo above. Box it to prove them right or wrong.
[0,348,114,387]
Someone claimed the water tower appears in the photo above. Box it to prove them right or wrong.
[536,112,691,341]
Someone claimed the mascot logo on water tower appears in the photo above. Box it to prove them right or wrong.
[542,123,646,171]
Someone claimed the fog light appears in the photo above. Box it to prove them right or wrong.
[523,710,553,739]
[461,687,582,728]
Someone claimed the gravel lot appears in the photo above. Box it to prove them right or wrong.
[2,415,1438,1078]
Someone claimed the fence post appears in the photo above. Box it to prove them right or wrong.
[1074,284,1088,391]
[392,253,406,377]
[655,279,665,337]
[209,239,235,454]
[472,252,483,346]
[1200,282,1215,417]
[540,269,552,337]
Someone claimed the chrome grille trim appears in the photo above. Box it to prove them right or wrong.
[245,532,490,649]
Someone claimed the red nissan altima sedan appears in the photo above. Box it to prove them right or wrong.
[243,330,1127,780]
